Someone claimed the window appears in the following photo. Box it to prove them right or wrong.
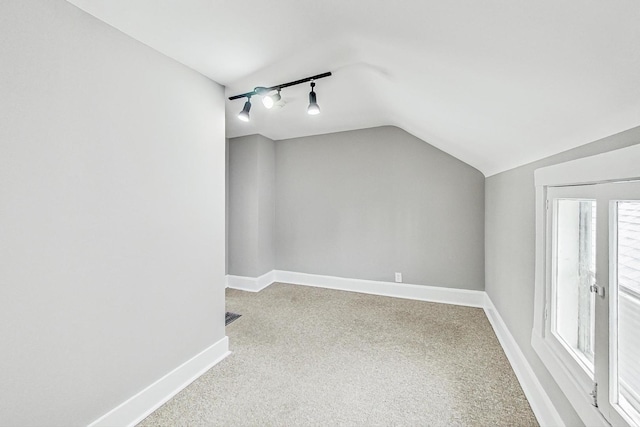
[551,197,596,375]
[612,200,640,426]
[533,144,640,427]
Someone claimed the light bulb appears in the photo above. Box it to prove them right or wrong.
[262,91,281,109]
[263,96,274,109]
[307,104,320,115]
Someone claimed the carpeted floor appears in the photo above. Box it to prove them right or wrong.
[139,283,538,426]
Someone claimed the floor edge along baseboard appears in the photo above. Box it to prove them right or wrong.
[89,336,230,427]
[483,296,564,427]
[228,270,486,307]
[277,270,486,307]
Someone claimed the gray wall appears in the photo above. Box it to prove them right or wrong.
[485,126,640,426]
[257,135,277,275]
[228,134,276,277]
[226,138,230,274]
[275,126,485,290]
[0,1,226,425]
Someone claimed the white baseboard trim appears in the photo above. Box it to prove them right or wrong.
[89,336,230,427]
[226,270,274,292]
[483,296,564,427]
[274,270,486,307]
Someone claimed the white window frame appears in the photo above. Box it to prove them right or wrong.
[533,143,640,427]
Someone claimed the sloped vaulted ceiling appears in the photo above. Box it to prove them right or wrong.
[67,0,640,176]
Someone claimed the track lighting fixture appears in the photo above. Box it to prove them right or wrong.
[237,97,251,122]
[307,82,320,115]
[229,71,331,121]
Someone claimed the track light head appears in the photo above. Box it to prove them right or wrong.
[262,90,281,109]
[238,98,252,122]
[254,87,270,96]
[307,82,320,115]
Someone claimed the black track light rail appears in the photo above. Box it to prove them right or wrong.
[228,71,332,100]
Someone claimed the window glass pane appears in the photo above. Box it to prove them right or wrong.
[553,199,596,373]
[614,201,640,425]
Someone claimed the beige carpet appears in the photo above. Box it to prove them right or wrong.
[139,283,538,426]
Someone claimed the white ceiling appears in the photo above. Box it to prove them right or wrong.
[67,0,640,176]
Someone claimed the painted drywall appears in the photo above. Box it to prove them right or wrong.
[225,138,230,274]
[228,136,258,276]
[228,135,276,277]
[485,125,640,426]
[257,135,276,275]
[275,126,485,290]
[0,1,226,425]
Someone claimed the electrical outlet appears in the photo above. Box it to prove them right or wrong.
[395,272,402,283]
